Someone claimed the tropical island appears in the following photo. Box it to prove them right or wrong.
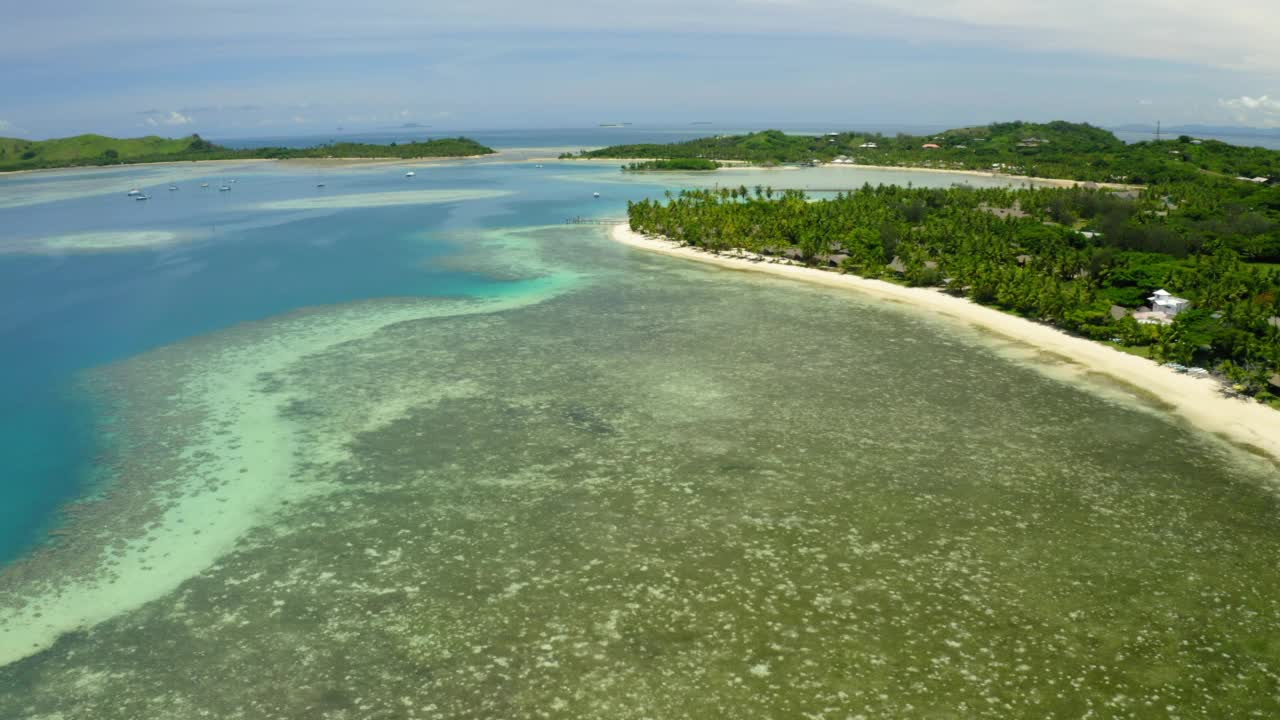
[0,134,496,172]
[604,122,1280,406]
[564,121,1280,184]
[622,158,722,172]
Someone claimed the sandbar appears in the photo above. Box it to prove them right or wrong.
[257,188,513,211]
[3,230,189,254]
[0,264,578,668]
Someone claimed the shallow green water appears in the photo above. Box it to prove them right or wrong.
[3,223,1279,719]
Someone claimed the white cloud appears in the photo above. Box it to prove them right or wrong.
[1221,95,1280,112]
[0,119,11,131]
[1219,94,1280,126]
[142,111,193,128]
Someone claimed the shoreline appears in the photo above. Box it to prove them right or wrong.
[815,162,1136,190]
[560,157,1135,189]
[0,154,499,178]
[609,223,1280,465]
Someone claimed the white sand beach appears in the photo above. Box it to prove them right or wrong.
[611,223,1280,465]
[815,162,1137,190]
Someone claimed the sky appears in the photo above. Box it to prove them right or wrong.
[3,0,1279,139]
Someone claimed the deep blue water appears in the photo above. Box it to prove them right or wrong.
[0,156,632,564]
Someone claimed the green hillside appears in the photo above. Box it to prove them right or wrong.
[0,134,496,172]
[564,121,1280,185]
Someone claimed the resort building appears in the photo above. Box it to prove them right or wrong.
[1135,289,1189,325]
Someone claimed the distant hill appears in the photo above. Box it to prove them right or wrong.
[0,134,496,172]
[0,134,205,169]
[564,120,1280,183]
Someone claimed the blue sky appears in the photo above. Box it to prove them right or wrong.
[3,0,1279,138]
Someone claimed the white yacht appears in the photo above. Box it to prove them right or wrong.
[127,188,142,196]
[405,171,416,177]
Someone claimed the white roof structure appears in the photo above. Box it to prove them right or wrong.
[1148,289,1189,315]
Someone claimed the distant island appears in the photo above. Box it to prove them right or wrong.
[0,134,496,172]
[606,121,1280,405]
[563,121,1280,184]
[622,159,721,172]
[1114,123,1280,140]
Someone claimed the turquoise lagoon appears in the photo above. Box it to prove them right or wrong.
[1,146,1279,718]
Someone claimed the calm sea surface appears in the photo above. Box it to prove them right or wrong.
[1,137,1278,717]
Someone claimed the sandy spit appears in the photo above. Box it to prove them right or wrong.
[610,223,1280,465]
[815,162,1137,190]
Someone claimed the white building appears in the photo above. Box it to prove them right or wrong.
[859,142,878,149]
[1146,289,1189,319]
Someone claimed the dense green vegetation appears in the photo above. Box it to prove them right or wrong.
[568,121,1280,184]
[628,183,1280,402]
[622,158,722,172]
[0,134,495,172]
